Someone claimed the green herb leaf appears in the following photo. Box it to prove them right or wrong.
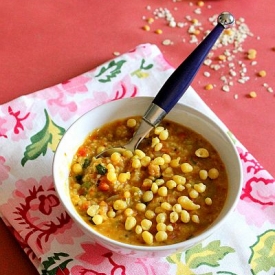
[82,158,91,169]
[96,164,107,175]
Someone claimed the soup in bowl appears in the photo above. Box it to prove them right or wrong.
[53,97,242,257]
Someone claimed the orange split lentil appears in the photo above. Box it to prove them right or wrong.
[155,29,163,34]
[247,49,257,60]
[147,17,154,24]
[69,116,228,246]
[249,91,257,98]
[205,84,214,90]
[143,25,150,31]
[258,70,266,77]
[197,1,204,7]
[224,29,233,36]
[218,54,227,61]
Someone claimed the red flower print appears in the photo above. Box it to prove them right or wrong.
[236,146,275,226]
[241,177,275,206]
[0,102,35,141]
[0,176,84,254]
[71,242,171,275]
[39,194,60,215]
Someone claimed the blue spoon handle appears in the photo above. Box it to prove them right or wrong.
[152,12,234,114]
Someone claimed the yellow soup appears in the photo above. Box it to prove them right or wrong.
[69,116,228,246]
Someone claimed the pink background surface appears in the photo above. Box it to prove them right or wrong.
[0,0,274,274]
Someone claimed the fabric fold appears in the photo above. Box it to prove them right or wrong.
[0,43,274,275]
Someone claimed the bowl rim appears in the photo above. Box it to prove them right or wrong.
[53,96,243,253]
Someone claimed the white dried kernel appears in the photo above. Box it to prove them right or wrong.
[141,219,153,230]
[208,168,219,179]
[111,152,121,164]
[191,214,200,223]
[205,197,213,205]
[180,210,190,223]
[161,202,172,211]
[134,149,146,159]
[135,225,142,234]
[92,214,103,225]
[124,207,134,216]
[181,163,193,173]
[154,126,164,135]
[107,163,115,171]
[156,212,167,223]
[142,231,154,245]
[162,154,171,163]
[155,179,165,186]
[107,210,116,218]
[143,178,153,187]
[195,148,209,158]
[151,182,159,193]
[173,175,186,185]
[151,137,160,147]
[194,183,206,193]
[156,222,167,231]
[107,171,117,182]
[132,158,141,169]
[142,191,154,202]
[162,167,174,178]
[199,169,208,180]
[170,157,180,168]
[126,118,137,128]
[123,150,133,158]
[154,143,163,152]
[178,196,200,210]
[170,211,179,223]
[152,157,165,166]
[189,189,199,199]
[176,184,185,191]
[118,172,130,183]
[166,224,174,231]
[172,203,182,213]
[72,163,82,174]
[158,186,168,197]
[155,231,168,242]
[87,205,99,217]
[145,209,156,220]
[166,180,177,189]
[135,202,146,212]
[113,200,127,210]
[125,216,137,230]
[159,129,169,140]
[141,156,151,166]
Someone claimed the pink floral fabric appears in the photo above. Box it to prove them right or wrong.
[0,44,274,275]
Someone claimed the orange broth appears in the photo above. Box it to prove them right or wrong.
[69,116,228,246]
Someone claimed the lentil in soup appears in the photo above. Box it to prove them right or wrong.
[69,116,228,246]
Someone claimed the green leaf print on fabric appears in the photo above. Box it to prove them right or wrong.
[95,59,126,83]
[249,229,275,275]
[21,109,65,166]
[167,240,235,275]
[41,252,73,275]
[131,58,154,78]
[185,240,235,268]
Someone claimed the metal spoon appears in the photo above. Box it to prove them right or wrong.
[96,12,234,158]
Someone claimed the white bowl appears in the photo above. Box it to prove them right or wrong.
[53,97,243,258]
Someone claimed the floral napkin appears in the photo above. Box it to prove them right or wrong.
[0,44,274,275]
